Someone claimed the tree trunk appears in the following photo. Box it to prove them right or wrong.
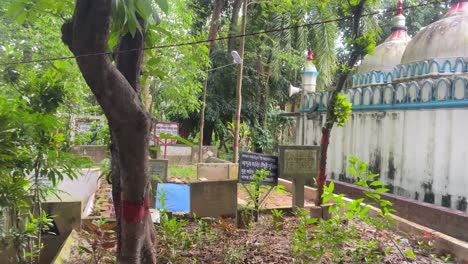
[315,0,366,206]
[203,121,214,146]
[199,0,223,156]
[228,0,242,52]
[61,0,156,263]
[254,50,272,154]
[208,0,223,50]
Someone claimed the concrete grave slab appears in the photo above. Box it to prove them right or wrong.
[197,163,239,181]
[149,159,168,208]
[192,146,218,163]
[40,199,81,264]
[149,159,168,182]
[71,145,108,164]
[190,180,238,218]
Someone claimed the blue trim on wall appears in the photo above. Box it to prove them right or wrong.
[301,100,468,112]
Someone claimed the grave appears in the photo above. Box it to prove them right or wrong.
[40,199,81,264]
[70,145,108,164]
[190,180,237,218]
[149,159,169,208]
[191,145,218,163]
[155,180,238,218]
[197,163,238,181]
[279,145,320,208]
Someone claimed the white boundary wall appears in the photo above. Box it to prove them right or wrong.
[298,109,468,212]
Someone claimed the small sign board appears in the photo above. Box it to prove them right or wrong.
[278,145,320,180]
[238,151,278,186]
[154,122,179,159]
[154,122,179,145]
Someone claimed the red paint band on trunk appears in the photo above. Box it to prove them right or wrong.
[235,115,241,121]
[318,174,327,186]
[233,142,238,148]
[122,196,150,223]
[320,136,329,145]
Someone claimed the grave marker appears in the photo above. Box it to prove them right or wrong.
[149,159,169,208]
[238,151,278,221]
[190,180,237,218]
[238,151,278,186]
[279,145,320,208]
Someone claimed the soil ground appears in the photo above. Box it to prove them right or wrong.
[81,178,456,263]
[70,215,454,263]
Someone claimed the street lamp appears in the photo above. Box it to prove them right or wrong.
[198,52,242,163]
[300,50,319,145]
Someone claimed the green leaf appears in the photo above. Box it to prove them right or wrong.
[374,188,390,194]
[159,133,193,146]
[405,249,415,260]
[370,180,384,187]
[146,57,162,67]
[349,155,359,165]
[306,218,318,225]
[149,146,160,151]
[327,181,334,193]
[135,0,153,20]
[156,0,169,14]
[385,247,393,255]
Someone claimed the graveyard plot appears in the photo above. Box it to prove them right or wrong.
[67,214,455,264]
[72,157,467,264]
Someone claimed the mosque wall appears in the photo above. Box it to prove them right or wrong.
[294,0,468,213]
[298,107,468,213]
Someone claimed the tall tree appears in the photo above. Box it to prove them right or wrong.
[315,0,380,205]
[61,0,157,262]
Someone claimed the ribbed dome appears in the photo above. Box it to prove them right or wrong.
[357,1,411,74]
[357,29,411,73]
[400,1,468,64]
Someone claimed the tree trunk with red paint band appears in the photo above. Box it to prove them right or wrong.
[61,0,157,262]
[316,128,331,206]
[313,0,366,206]
[122,196,151,223]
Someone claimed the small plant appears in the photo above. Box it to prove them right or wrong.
[155,189,193,262]
[237,206,254,229]
[78,217,116,264]
[291,208,320,263]
[350,240,383,263]
[270,209,285,230]
[440,254,452,263]
[223,244,246,263]
[246,169,269,222]
[291,155,412,263]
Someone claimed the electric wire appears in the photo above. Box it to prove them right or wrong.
[0,1,445,67]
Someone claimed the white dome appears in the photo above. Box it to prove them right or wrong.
[357,27,411,73]
[357,6,411,74]
[401,2,468,64]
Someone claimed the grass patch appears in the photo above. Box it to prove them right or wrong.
[168,165,197,178]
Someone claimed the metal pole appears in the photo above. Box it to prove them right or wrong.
[198,72,209,163]
[164,138,168,159]
[300,88,306,145]
[233,0,247,163]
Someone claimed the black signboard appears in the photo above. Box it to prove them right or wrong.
[238,151,278,186]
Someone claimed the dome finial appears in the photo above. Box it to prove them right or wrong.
[397,0,403,16]
[307,49,314,61]
[391,0,406,32]
[447,0,468,15]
